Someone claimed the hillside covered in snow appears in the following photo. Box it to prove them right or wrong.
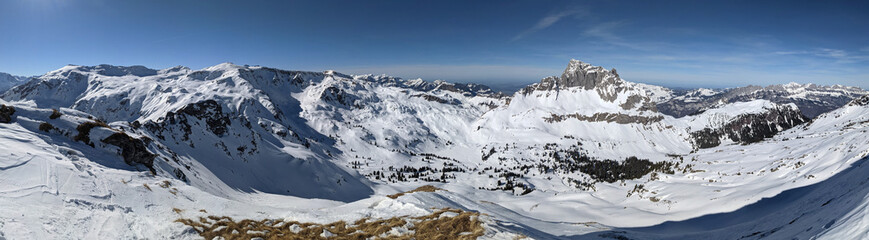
[1,60,868,239]
[0,73,29,93]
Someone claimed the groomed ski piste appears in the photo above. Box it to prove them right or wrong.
[1,60,868,239]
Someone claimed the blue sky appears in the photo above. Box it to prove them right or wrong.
[1,0,867,90]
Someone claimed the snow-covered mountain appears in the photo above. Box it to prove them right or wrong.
[1,60,868,239]
[0,72,29,93]
[657,83,868,118]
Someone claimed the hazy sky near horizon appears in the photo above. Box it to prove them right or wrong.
[1,0,868,89]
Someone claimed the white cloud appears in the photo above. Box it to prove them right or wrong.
[512,9,586,41]
[774,48,869,63]
[818,48,848,58]
[773,50,810,55]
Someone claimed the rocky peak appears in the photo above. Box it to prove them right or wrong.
[323,70,353,79]
[557,59,623,91]
[158,66,192,75]
[521,59,652,108]
[523,59,628,95]
[849,94,869,106]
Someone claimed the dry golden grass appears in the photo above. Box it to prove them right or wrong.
[172,208,184,214]
[158,180,171,188]
[387,185,443,199]
[175,208,484,240]
[143,183,152,191]
[513,235,530,240]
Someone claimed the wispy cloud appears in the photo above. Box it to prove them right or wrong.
[582,21,625,41]
[580,21,664,51]
[512,9,586,42]
[775,48,869,63]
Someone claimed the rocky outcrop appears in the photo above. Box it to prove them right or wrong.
[0,104,14,123]
[176,100,232,136]
[411,94,458,105]
[545,112,664,125]
[849,95,869,106]
[621,95,658,111]
[320,86,361,109]
[143,100,233,143]
[101,132,156,173]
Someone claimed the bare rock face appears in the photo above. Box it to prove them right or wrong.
[559,61,621,92]
[176,100,232,137]
[411,94,450,104]
[545,112,664,125]
[101,132,156,173]
[527,60,625,96]
[520,60,656,111]
[0,104,14,123]
[143,100,233,144]
[320,86,361,109]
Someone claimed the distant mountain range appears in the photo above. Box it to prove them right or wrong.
[0,72,30,92]
[656,83,867,118]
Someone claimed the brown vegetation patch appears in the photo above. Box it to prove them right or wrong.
[49,109,62,119]
[39,122,55,132]
[175,208,484,240]
[387,185,444,199]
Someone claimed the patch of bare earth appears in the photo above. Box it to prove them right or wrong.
[175,208,484,240]
[387,185,443,199]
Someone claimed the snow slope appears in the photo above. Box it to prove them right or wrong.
[2,60,868,239]
[0,72,28,93]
